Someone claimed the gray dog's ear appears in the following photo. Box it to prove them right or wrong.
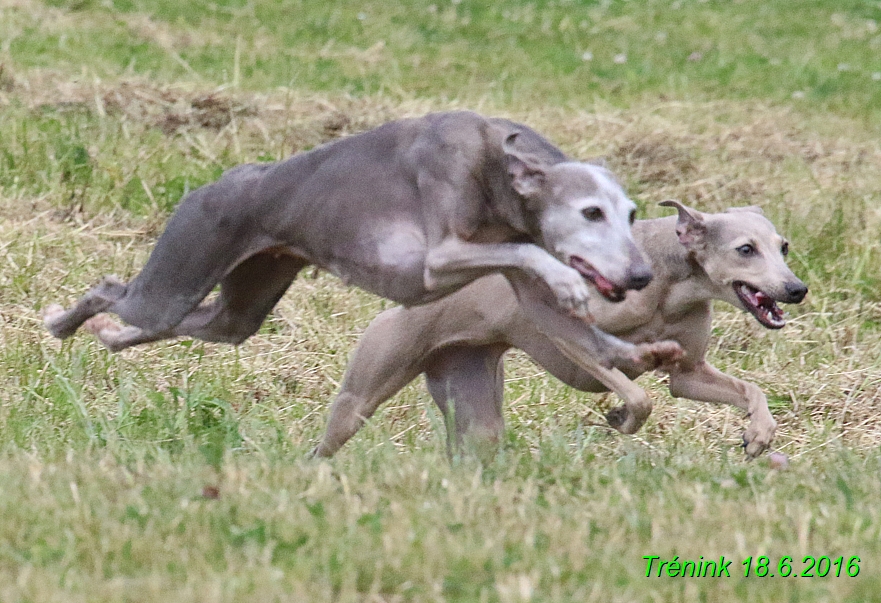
[725,205,764,215]
[502,132,520,154]
[659,199,707,249]
[504,133,547,197]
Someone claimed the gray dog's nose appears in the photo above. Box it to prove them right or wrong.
[627,267,653,291]
[785,281,808,303]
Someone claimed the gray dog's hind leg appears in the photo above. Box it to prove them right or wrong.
[86,253,306,352]
[174,253,306,344]
[44,276,128,339]
[424,344,507,459]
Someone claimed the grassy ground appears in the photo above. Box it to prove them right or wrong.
[1,0,881,601]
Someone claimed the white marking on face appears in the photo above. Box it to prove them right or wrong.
[541,162,644,288]
[567,164,635,220]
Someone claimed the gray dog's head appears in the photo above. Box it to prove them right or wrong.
[660,200,808,329]
[505,137,651,302]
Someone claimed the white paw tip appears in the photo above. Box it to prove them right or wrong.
[42,304,64,321]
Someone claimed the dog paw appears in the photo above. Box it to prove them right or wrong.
[43,304,71,339]
[605,403,650,434]
[546,265,593,318]
[84,314,122,337]
[742,416,777,458]
[42,303,65,326]
[630,340,685,372]
[83,314,132,352]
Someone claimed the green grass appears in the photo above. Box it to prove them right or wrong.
[4,0,881,120]
[2,0,881,601]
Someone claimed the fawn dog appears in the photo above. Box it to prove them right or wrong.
[314,201,806,458]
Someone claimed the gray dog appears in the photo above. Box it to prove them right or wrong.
[314,201,807,458]
[44,111,678,371]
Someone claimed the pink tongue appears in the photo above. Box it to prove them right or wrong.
[755,291,769,306]
[593,273,616,296]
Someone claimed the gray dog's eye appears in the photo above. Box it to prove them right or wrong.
[737,244,755,257]
[582,207,605,222]
[629,210,636,225]
[781,242,789,256]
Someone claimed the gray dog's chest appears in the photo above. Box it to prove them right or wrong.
[320,220,430,301]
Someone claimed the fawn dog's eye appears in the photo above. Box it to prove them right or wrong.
[737,244,755,257]
[628,210,636,225]
[781,242,789,256]
[582,207,605,222]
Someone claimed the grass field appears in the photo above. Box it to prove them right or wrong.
[2,0,881,601]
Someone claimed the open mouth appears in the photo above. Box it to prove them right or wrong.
[734,281,785,329]
[569,256,627,302]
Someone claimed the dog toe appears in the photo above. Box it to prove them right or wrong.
[652,341,685,368]
[84,314,120,336]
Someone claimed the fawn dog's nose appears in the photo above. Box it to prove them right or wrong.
[784,281,808,304]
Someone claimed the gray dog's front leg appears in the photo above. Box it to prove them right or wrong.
[504,272,683,371]
[503,272,683,433]
[501,272,626,365]
[424,238,592,318]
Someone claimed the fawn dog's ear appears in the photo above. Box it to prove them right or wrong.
[659,200,707,250]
